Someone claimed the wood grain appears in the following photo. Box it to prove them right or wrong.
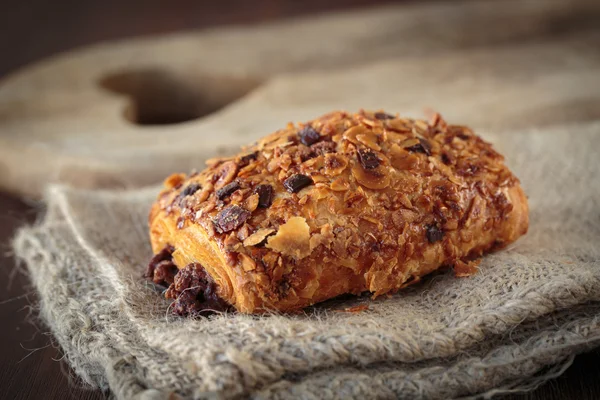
[1,0,599,197]
[0,0,401,78]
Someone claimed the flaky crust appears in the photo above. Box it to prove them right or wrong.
[149,110,528,313]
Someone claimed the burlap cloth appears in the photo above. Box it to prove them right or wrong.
[13,120,600,399]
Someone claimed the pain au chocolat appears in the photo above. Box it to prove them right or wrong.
[147,110,528,315]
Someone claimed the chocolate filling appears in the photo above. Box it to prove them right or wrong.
[165,263,231,317]
[145,245,178,287]
[146,246,231,317]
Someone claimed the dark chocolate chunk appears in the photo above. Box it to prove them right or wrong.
[255,184,274,208]
[216,181,240,200]
[374,112,395,120]
[426,224,444,243]
[406,138,432,156]
[214,205,251,233]
[179,183,202,208]
[283,174,314,193]
[441,151,453,165]
[165,263,231,317]
[357,149,381,170]
[180,183,201,198]
[298,126,321,146]
[239,151,258,167]
[176,217,185,230]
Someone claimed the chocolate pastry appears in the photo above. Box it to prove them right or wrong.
[148,110,528,314]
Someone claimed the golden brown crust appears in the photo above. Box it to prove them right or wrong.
[149,110,529,313]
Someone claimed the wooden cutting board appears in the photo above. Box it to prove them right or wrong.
[1,0,599,197]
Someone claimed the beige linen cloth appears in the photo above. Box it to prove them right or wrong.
[12,119,600,399]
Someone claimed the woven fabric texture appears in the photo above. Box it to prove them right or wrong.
[13,121,600,399]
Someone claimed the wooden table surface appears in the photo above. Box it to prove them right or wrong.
[1,1,599,399]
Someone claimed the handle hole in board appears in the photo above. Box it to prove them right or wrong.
[99,68,261,125]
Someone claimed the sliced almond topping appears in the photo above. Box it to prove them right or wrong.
[196,183,213,203]
[266,158,280,173]
[351,164,391,190]
[266,217,311,259]
[342,125,369,145]
[311,174,329,184]
[214,161,238,189]
[330,177,350,191]
[279,153,293,171]
[454,259,481,277]
[361,216,384,230]
[402,138,419,149]
[428,112,441,127]
[303,156,323,170]
[238,162,257,177]
[356,131,381,151]
[298,194,310,205]
[413,119,429,135]
[360,118,377,127]
[387,119,412,133]
[451,136,466,150]
[164,173,186,189]
[397,193,413,209]
[245,193,259,212]
[205,156,234,166]
[261,251,279,270]
[261,133,294,150]
[239,253,257,272]
[243,228,275,247]
[237,224,251,241]
[323,153,348,176]
[390,144,420,170]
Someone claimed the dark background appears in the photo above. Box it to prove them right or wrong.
[1,1,599,399]
[0,0,399,78]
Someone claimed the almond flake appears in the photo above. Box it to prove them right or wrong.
[164,173,186,189]
[239,253,257,271]
[266,217,311,259]
[243,228,275,247]
[454,259,481,277]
